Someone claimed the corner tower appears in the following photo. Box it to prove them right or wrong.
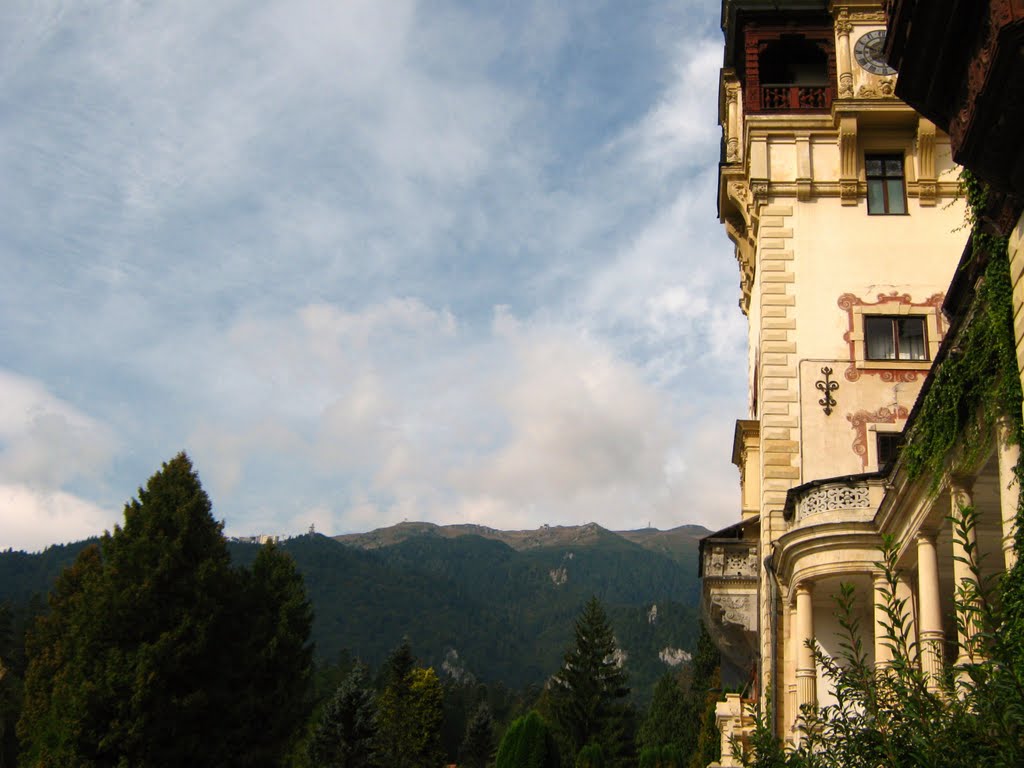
[703,0,966,751]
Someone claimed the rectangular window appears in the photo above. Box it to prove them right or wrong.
[865,316,928,360]
[877,433,902,466]
[866,154,907,214]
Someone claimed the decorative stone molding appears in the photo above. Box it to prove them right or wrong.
[849,11,886,23]
[838,291,945,381]
[704,542,759,580]
[847,406,910,469]
[839,116,859,204]
[916,118,938,206]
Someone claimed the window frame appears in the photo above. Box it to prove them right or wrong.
[864,314,930,362]
[865,153,908,215]
[876,432,902,466]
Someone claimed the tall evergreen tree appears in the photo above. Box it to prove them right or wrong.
[686,623,721,768]
[546,597,635,767]
[460,701,496,768]
[495,710,562,768]
[308,665,378,768]
[16,453,313,768]
[376,640,444,768]
[638,672,688,753]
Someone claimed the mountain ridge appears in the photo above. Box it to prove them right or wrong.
[0,521,709,700]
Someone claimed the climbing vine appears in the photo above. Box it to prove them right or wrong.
[901,168,1024,659]
[900,169,1020,485]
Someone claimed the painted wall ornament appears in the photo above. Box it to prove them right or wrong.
[816,366,839,415]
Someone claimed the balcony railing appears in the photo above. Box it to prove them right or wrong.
[760,84,831,112]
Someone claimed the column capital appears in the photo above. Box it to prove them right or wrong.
[948,473,975,495]
[915,531,938,547]
[794,581,814,597]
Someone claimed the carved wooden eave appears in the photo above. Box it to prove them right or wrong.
[887,0,1024,223]
[721,0,832,69]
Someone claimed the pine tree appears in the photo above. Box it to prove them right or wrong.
[460,701,496,768]
[547,597,635,767]
[638,672,688,753]
[376,640,444,768]
[308,665,378,768]
[495,710,562,768]
[16,453,313,768]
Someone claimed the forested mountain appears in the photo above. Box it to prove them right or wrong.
[0,522,707,700]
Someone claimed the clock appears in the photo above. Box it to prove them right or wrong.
[854,30,896,76]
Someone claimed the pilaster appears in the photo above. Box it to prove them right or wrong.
[758,203,800,699]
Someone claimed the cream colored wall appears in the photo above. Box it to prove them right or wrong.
[753,134,964,483]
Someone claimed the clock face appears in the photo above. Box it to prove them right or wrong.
[854,29,896,76]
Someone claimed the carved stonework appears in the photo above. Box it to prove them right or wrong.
[858,78,896,98]
[848,406,910,469]
[918,180,938,206]
[751,181,770,204]
[838,291,945,381]
[716,595,756,631]
[704,543,758,579]
[727,138,740,163]
[799,484,872,519]
[839,72,854,98]
[849,11,886,23]
[840,180,859,204]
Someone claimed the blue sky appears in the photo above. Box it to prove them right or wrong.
[1,0,748,551]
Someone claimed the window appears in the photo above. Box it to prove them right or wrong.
[877,433,902,466]
[866,154,906,214]
[865,316,928,360]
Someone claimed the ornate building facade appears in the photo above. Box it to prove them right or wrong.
[700,1,1023,761]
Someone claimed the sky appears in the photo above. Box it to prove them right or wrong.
[0,0,749,551]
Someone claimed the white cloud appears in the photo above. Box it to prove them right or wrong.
[0,370,117,489]
[0,484,117,552]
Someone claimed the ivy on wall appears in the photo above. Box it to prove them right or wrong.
[899,168,1024,658]
[900,170,1020,485]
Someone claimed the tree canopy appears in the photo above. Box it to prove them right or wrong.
[16,452,313,768]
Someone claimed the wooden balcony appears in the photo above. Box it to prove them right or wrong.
[759,84,831,112]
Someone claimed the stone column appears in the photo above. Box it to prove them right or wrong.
[950,477,982,664]
[872,572,893,668]
[835,11,854,98]
[795,583,816,715]
[916,532,944,691]
[895,573,917,659]
[788,602,799,736]
[726,84,740,163]
[997,416,1020,569]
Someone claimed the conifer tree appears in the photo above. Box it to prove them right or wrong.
[460,701,496,768]
[495,710,562,768]
[638,672,688,753]
[376,640,444,768]
[547,597,635,767]
[17,453,313,767]
[308,664,378,768]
